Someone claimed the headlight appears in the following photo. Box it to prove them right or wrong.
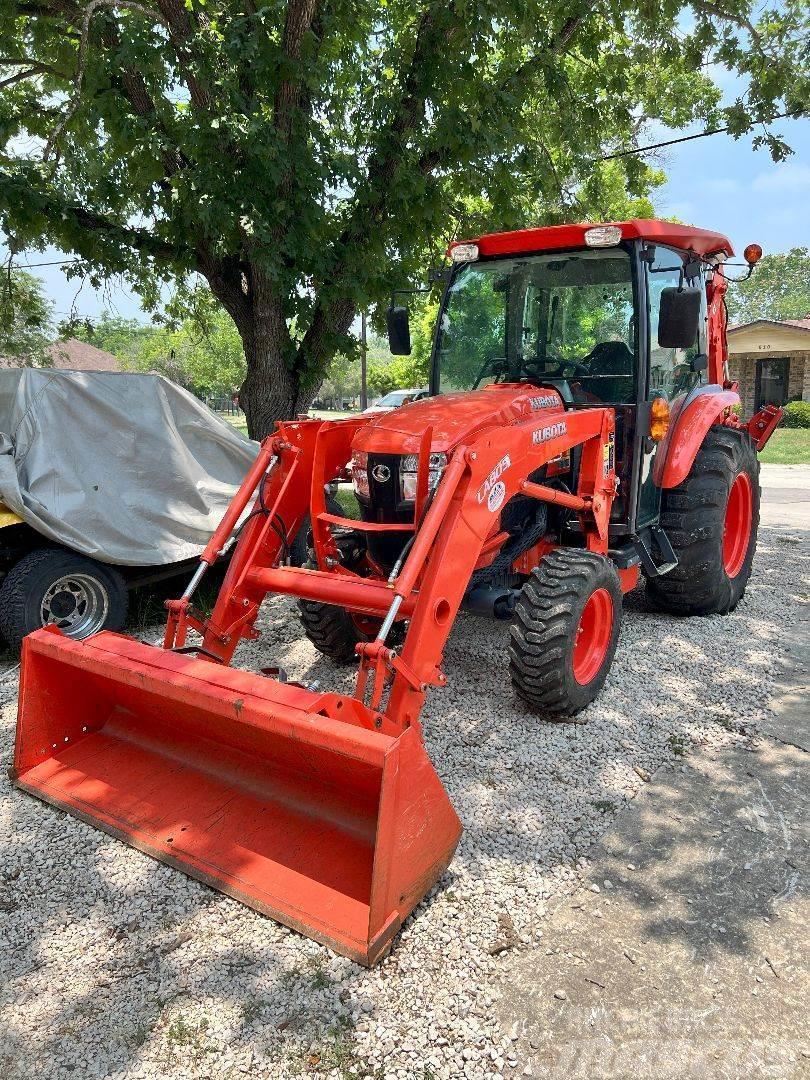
[351,450,369,499]
[400,452,447,501]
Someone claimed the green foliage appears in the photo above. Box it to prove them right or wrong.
[0,0,806,431]
[130,307,246,398]
[62,310,157,364]
[0,269,53,366]
[782,400,810,429]
[725,248,810,324]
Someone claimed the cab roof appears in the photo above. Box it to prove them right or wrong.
[451,219,734,260]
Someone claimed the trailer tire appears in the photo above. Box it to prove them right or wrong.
[0,548,128,651]
[509,550,623,719]
[646,428,760,616]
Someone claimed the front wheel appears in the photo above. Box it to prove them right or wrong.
[647,428,760,615]
[509,549,623,719]
[0,548,128,651]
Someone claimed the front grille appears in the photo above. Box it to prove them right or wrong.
[366,453,402,512]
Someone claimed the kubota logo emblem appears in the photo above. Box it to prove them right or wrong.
[477,455,511,505]
[371,463,391,483]
[528,394,559,410]
[533,421,567,444]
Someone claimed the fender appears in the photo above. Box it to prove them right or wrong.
[653,385,740,489]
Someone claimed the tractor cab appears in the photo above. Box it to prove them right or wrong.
[389,222,726,547]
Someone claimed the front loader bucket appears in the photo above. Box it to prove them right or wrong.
[13,629,461,965]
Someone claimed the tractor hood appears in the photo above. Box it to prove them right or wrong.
[352,384,565,456]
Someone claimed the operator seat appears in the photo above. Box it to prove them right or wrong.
[579,341,635,404]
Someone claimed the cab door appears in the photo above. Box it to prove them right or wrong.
[637,245,707,529]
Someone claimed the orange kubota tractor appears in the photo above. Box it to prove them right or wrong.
[13,220,780,965]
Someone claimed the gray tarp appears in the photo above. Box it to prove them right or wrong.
[0,369,259,566]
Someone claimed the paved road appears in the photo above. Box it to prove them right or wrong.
[760,464,810,531]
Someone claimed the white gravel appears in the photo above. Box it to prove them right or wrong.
[0,527,806,1080]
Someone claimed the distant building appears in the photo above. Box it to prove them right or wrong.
[47,339,121,372]
[0,338,121,372]
[727,318,810,418]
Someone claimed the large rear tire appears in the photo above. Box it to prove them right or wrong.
[647,428,760,615]
[0,548,128,652]
[509,549,623,719]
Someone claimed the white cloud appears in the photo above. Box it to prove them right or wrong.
[752,162,810,193]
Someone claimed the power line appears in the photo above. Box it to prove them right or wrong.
[10,257,82,267]
[597,111,805,161]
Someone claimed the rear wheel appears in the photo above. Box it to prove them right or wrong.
[647,428,760,615]
[509,550,623,719]
[0,548,128,651]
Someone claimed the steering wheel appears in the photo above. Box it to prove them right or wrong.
[522,355,591,379]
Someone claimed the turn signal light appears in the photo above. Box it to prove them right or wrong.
[743,243,763,266]
[650,397,670,442]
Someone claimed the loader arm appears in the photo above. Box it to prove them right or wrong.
[166,406,617,734]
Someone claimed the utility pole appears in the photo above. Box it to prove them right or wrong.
[360,310,368,412]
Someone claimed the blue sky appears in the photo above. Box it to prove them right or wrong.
[6,115,809,325]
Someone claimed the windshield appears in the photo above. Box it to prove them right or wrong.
[435,249,637,403]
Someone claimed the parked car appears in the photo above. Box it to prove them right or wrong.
[363,387,429,414]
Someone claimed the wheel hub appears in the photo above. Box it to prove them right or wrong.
[572,588,613,685]
[723,472,753,579]
[40,573,110,638]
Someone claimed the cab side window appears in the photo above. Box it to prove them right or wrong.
[647,245,707,401]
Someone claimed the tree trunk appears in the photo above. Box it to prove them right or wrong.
[238,326,315,440]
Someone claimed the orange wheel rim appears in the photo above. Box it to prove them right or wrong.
[723,472,753,578]
[573,588,613,685]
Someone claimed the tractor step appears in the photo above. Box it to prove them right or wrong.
[632,525,678,577]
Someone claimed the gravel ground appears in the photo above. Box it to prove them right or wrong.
[0,527,806,1080]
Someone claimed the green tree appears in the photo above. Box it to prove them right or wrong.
[0,269,53,366]
[1,1,806,436]
[61,310,158,363]
[725,248,810,324]
[132,307,246,397]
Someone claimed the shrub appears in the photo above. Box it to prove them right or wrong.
[782,400,810,428]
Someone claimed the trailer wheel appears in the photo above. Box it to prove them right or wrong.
[509,550,623,719]
[0,548,128,651]
[647,428,760,615]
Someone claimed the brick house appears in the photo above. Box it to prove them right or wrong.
[727,318,810,418]
[0,338,121,372]
[47,339,121,371]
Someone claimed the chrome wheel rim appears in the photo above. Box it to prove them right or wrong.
[40,573,109,638]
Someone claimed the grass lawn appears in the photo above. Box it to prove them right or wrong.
[219,408,356,440]
[758,428,810,465]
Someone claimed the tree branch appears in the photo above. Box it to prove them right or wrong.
[274,0,318,144]
[0,65,49,89]
[154,0,212,111]
[44,0,169,161]
[66,202,189,261]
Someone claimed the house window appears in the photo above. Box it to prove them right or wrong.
[755,357,790,410]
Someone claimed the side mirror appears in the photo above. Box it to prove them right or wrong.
[387,306,411,355]
[658,287,701,349]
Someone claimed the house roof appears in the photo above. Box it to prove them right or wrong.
[47,338,121,371]
[728,317,810,334]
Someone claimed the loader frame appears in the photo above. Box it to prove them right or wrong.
[165,401,624,737]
